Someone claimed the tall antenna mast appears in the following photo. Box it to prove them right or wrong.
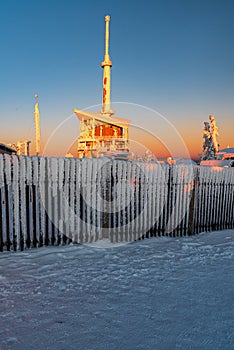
[34,93,41,156]
[101,15,113,115]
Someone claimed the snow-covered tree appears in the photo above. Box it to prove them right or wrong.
[201,115,219,160]
[209,115,219,153]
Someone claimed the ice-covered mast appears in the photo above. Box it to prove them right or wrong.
[101,15,114,115]
[34,94,41,156]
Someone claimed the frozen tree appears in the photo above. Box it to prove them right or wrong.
[202,122,213,160]
[201,115,219,160]
[143,150,155,162]
[209,115,219,153]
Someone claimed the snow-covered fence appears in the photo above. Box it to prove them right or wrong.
[0,155,233,251]
[193,166,234,233]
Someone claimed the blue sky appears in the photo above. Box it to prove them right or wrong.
[0,0,233,158]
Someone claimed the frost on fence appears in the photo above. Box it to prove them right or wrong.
[194,166,234,233]
[0,154,233,251]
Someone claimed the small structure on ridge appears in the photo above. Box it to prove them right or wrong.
[7,140,31,156]
[0,143,17,155]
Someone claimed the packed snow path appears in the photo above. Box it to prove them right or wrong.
[0,230,234,349]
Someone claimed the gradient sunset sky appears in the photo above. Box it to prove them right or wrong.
[1,0,233,160]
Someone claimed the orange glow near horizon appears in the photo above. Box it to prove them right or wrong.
[2,127,232,161]
[1,113,232,161]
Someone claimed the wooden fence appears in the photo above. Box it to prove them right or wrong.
[0,154,233,251]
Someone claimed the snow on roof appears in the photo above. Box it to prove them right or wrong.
[217,147,234,161]
[0,143,16,154]
[74,109,131,127]
[219,147,234,153]
[200,159,234,167]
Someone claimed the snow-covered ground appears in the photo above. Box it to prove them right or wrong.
[0,230,234,350]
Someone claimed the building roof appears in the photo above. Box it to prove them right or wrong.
[0,143,17,154]
[216,147,234,161]
[219,147,234,154]
[74,109,131,127]
[200,159,234,167]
